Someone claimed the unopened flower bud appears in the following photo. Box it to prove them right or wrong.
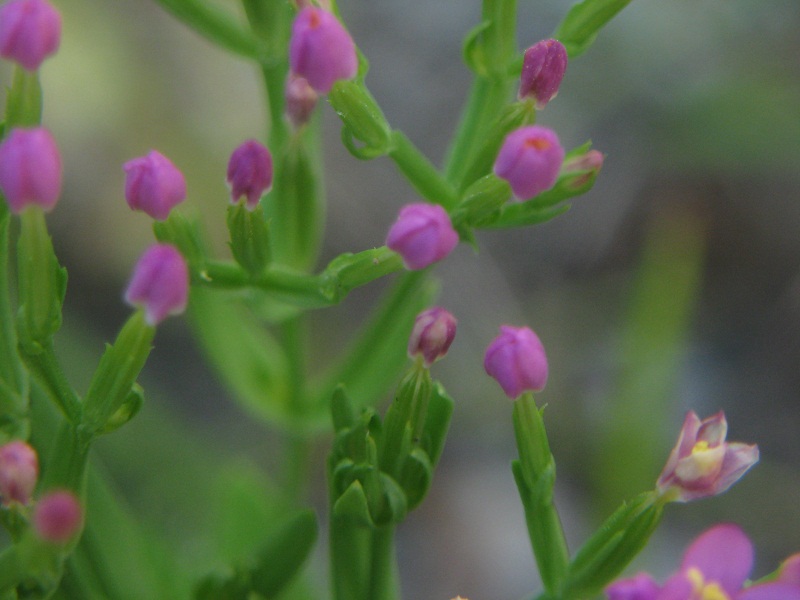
[386,203,458,270]
[226,139,273,210]
[493,126,565,201]
[562,149,604,190]
[285,75,319,128]
[408,307,457,367]
[0,126,62,213]
[124,150,186,221]
[33,490,82,543]
[605,572,660,600]
[0,0,61,71]
[124,244,189,326]
[0,441,38,505]
[484,326,549,399]
[518,39,567,109]
[289,7,357,94]
[656,411,759,502]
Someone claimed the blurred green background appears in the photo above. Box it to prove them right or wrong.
[7,0,800,598]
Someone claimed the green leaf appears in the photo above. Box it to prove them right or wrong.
[553,0,634,58]
[397,448,432,510]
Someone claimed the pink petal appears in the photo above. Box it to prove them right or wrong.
[680,524,753,594]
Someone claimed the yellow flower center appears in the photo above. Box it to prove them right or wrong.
[687,567,731,600]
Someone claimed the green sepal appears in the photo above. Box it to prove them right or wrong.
[418,381,454,467]
[81,310,155,436]
[329,80,394,159]
[152,0,259,60]
[95,383,144,435]
[16,207,67,354]
[560,492,662,598]
[553,0,634,58]
[321,246,403,299]
[226,202,271,277]
[462,21,493,77]
[451,173,513,230]
[397,448,432,510]
[152,210,208,273]
[331,385,357,432]
[248,509,318,597]
[332,480,375,528]
[5,67,42,129]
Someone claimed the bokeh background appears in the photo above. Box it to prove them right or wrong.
[8,0,800,598]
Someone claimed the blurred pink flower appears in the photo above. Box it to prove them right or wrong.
[0,0,61,71]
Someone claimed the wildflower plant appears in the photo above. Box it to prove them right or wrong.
[0,0,794,599]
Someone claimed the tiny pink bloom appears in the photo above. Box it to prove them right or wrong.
[123,150,186,221]
[518,39,568,109]
[386,203,458,270]
[605,573,660,600]
[289,7,357,94]
[0,126,62,213]
[656,411,759,502]
[0,0,61,71]
[483,326,548,399]
[226,139,273,210]
[408,307,457,367]
[493,126,565,201]
[0,440,38,505]
[562,149,604,190]
[33,490,82,543]
[606,524,800,600]
[285,74,319,128]
[124,244,189,326]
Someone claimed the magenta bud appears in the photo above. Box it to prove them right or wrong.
[124,244,189,326]
[0,127,62,213]
[518,39,567,110]
[285,74,319,128]
[493,126,565,201]
[386,203,458,270]
[0,0,61,72]
[562,149,604,189]
[484,326,549,399]
[408,307,457,367]
[0,441,38,506]
[605,572,661,600]
[123,150,187,221]
[33,490,82,543]
[226,139,273,210]
[289,7,357,94]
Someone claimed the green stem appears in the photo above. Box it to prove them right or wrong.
[368,526,399,600]
[0,211,27,427]
[388,132,458,209]
[0,548,22,592]
[21,340,81,425]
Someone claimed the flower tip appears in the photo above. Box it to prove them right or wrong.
[484,325,548,399]
[0,0,62,71]
[0,440,38,506]
[386,203,458,270]
[0,126,62,213]
[226,139,273,209]
[124,244,189,326]
[518,39,568,110]
[408,307,457,367]
[124,150,186,221]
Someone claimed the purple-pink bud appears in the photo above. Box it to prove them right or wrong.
[0,0,61,72]
[518,39,567,110]
[605,572,660,600]
[0,440,38,506]
[484,326,549,399]
[562,149,604,190]
[408,307,457,367]
[0,127,62,213]
[123,150,186,221]
[124,244,189,326]
[494,126,565,201]
[386,203,459,270]
[285,74,319,128]
[289,7,357,94]
[226,139,273,210]
[33,490,82,543]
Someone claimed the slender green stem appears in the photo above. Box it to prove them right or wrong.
[368,526,399,600]
[388,132,458,209]
[21,340,82,425]
[0,211,27,421]
[0,548,22,593]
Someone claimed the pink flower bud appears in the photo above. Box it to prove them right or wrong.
[386,203,458,270]
[124,244,189,326]
[605,572,660,600]
[33,490,82,543]
[656,411,759,502]
[0,127,62,213]
[123,150,187,221]
[484,326,549,399]
[562,149,604,190]
[289,7,357,94]
[518,39,567,110]
[285,74,319,128]
[493,126,565,201]
[0,441,38,506]
[226,139,273,210]
[408,307,457,367]
[0,0,61,72]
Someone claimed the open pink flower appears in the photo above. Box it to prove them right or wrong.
[606,524,800,600]
[656,411,758,502]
